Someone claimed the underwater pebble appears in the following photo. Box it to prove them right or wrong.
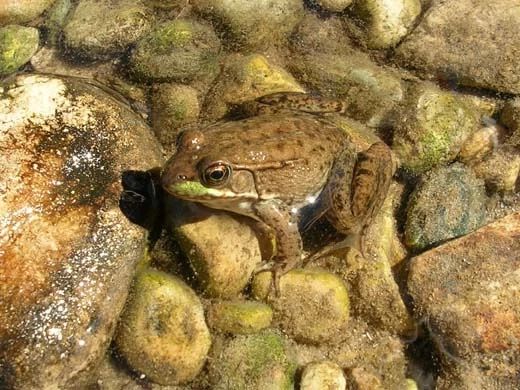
[300,361,346,390]
[130,18,221,83]
[404,163,487,250]
[115,268,211,385]
[42,0,72,46]
[500,97,520,147]
[0,0,55,25]
[252,269,350,344]
[392,82,480,174]
[395,0,520,94]
[0,25,39,76]
[0,74,162,388]
[63,0,151,60]
[207,300,273,335]
[347,0,421,49]
[208,331,296,390]
[408,212,520,388]
[472,146,520,193]
[193,0,304,50]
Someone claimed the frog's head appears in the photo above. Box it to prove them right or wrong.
[161,129,258,206]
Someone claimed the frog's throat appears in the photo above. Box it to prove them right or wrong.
[166,181,256,200]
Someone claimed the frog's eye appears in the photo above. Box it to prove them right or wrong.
[201,162,232,187]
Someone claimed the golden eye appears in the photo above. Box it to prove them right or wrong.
[201,162,232,186]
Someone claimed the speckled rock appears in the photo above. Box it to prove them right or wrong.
[404,163,487,251]
[207,300,273,335]
[471,146,520,193]
[392,82,480,174]
[0,25,39,76]
[193,0,304,50]
[300,361,346,390]
[408,212,520,388]
[347,0,421,49]
[166,200,262,298]
[500,97,520,147]
[114,268,211,385]
[252,269,350,344]
[151,83,200,148]
[202,53,304,121]
[457,119,505,164]
[316,0,352,12]
[208,331,296,390]
[63,0,151,60]
[395,0,520,94]
[129,18,220,83]
[289,14,404,128]
[0,74,163,389]
[0,0,55,25]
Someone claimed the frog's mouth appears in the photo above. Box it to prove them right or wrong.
[165,180,257,202]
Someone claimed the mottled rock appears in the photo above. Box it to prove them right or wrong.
[347,0,421,49]
[404,163,487,250]
[0,25,39,76]
[408,212,520,388]
[471,146,520,193]
[289,14,404,128]
[208,331,296,390]
[457,119,505,164]
[202,53,304,121]
[252,269,350,344]
[63,0,151,60]
[129,19,220,83]
[0,0,55,25]
[300,361,346,390]
[207,300,273,335]
[395,0,520,94]
[114,268,211,385]
[0,74,163,389]
[193,0,304,50]
[42,0,72,46]
[167,200,262,298]
[316,0,352,12]
[392,82,480,174]
[151,83,200,147]
[500,97,520,147]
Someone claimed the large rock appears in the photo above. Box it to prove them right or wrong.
[0,74,163,388]
[0,0,55,25]
[0,25,39,76]
[395,0,520,94]
[408,212,520,388]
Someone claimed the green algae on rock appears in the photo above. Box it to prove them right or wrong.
[208,331,296,390]
[63,0,151,60]
[252,269,350,344]
[129,18,221,83]
[42,0,72,46]
[207,300,273,335]
[392,82,480,174]
[404,163,487,251]
[114,268,211,385]
[0,25,39,76]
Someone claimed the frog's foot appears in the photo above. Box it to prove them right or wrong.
[303,234,363,266]
[252,261,284,297]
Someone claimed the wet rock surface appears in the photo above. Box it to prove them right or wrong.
[0,25,39,76]
[0,74,162,388]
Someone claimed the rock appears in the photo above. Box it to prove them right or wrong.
[500,97,520,147]
[114,268,211,385]
[300,361,346,390]
[347,0,421,49]
[408,212,520,388]
[252,269,350,344]
[206,300,273,335]
[395,0,520,94]
[457,119,505,164]
[316,0,352,12]
[208,331,296,389]
[346,366,384,389]
[42,0,72,46]
[0,25,39,76]
[202,53,304,121]
[289,14,404,128]
[471,146,520,193]
[151,83,200,147]
[0,74,163,388]
[392,82,480,174]
[0,0,55,25]
[193,0,304,51]
[129,18,221,83]
[404,163,487,251]
[167,200,262,298]
[63,0,151,60]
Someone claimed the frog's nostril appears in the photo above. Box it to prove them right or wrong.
[176,174,188,181]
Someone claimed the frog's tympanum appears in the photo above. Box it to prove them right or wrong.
[161,93,393,289]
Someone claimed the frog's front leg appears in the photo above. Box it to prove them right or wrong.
[253,199,303,294]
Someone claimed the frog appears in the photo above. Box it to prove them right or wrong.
[161,92,394,291]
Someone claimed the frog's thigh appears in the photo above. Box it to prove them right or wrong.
[253,200,302,273]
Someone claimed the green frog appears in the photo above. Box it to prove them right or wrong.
[161,92,393,289]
